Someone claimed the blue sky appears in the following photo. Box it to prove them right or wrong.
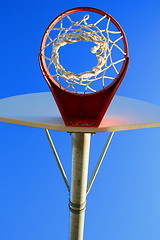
[1,0,160,239]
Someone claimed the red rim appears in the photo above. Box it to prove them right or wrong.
[39,7,128,95]
[39,7,129,127]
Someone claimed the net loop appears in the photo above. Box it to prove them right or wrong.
[42,11,127,93]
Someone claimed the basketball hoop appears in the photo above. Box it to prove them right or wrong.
[39,7,129,127]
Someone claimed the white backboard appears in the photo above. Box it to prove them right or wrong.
[0,92,160,133]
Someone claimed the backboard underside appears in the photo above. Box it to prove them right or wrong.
[0,92,160,133]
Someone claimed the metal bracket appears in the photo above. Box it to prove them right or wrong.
[87,132,114,194]
[45,129,70,192]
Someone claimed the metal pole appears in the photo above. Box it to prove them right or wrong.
[69,133,91,240]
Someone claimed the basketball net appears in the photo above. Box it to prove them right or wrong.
[39,7,129,127]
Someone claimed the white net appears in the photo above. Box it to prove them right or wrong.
[42,12,127,93]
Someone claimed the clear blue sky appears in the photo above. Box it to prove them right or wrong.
[1,0,160,239]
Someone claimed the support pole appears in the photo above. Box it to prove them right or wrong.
[69,133,91,240]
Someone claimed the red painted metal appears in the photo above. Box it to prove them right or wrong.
[39,7,129,127]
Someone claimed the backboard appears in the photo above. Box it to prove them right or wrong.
[1,92,160,133]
